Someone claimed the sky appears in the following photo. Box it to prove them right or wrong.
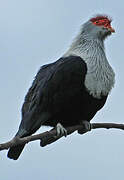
[0,0,124,179]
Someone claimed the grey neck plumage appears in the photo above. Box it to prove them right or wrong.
[63,26,115,99]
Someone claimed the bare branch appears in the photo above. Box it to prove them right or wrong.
[0,122,124,151]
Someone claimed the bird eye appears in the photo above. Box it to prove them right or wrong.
[95,21,99,24]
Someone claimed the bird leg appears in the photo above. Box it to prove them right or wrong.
[55,123,67,137]
[78,120,92,134]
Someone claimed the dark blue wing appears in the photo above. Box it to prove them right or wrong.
[21,63,55,117]
[22,56,87,118]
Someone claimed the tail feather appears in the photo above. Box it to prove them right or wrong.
[7,144,25,160]
[7,112,51,160]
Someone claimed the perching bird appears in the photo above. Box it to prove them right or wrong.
[8,14,115,160]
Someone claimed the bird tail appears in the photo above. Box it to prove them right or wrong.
[7,112,51,160]
[7,144,25,160]
[7,128,28,160]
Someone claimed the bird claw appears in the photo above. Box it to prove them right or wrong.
[78,120,91,134]
[55,123,67,137]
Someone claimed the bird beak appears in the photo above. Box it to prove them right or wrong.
[108,26,115,33]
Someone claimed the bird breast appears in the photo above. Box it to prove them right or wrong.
[84,59,115,99]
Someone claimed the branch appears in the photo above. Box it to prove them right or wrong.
[0,122,124,151]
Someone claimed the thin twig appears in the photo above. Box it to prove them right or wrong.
[0,122,124,151]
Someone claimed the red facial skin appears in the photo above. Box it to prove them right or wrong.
[90,16,115,32]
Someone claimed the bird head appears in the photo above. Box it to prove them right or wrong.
[81,15,115,40]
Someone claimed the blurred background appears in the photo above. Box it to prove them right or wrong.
[0,0,124,179]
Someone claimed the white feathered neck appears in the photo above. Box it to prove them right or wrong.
[64,23,115,99]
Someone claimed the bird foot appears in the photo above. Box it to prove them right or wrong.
[78,120,91,134]
[55,123,67,137]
